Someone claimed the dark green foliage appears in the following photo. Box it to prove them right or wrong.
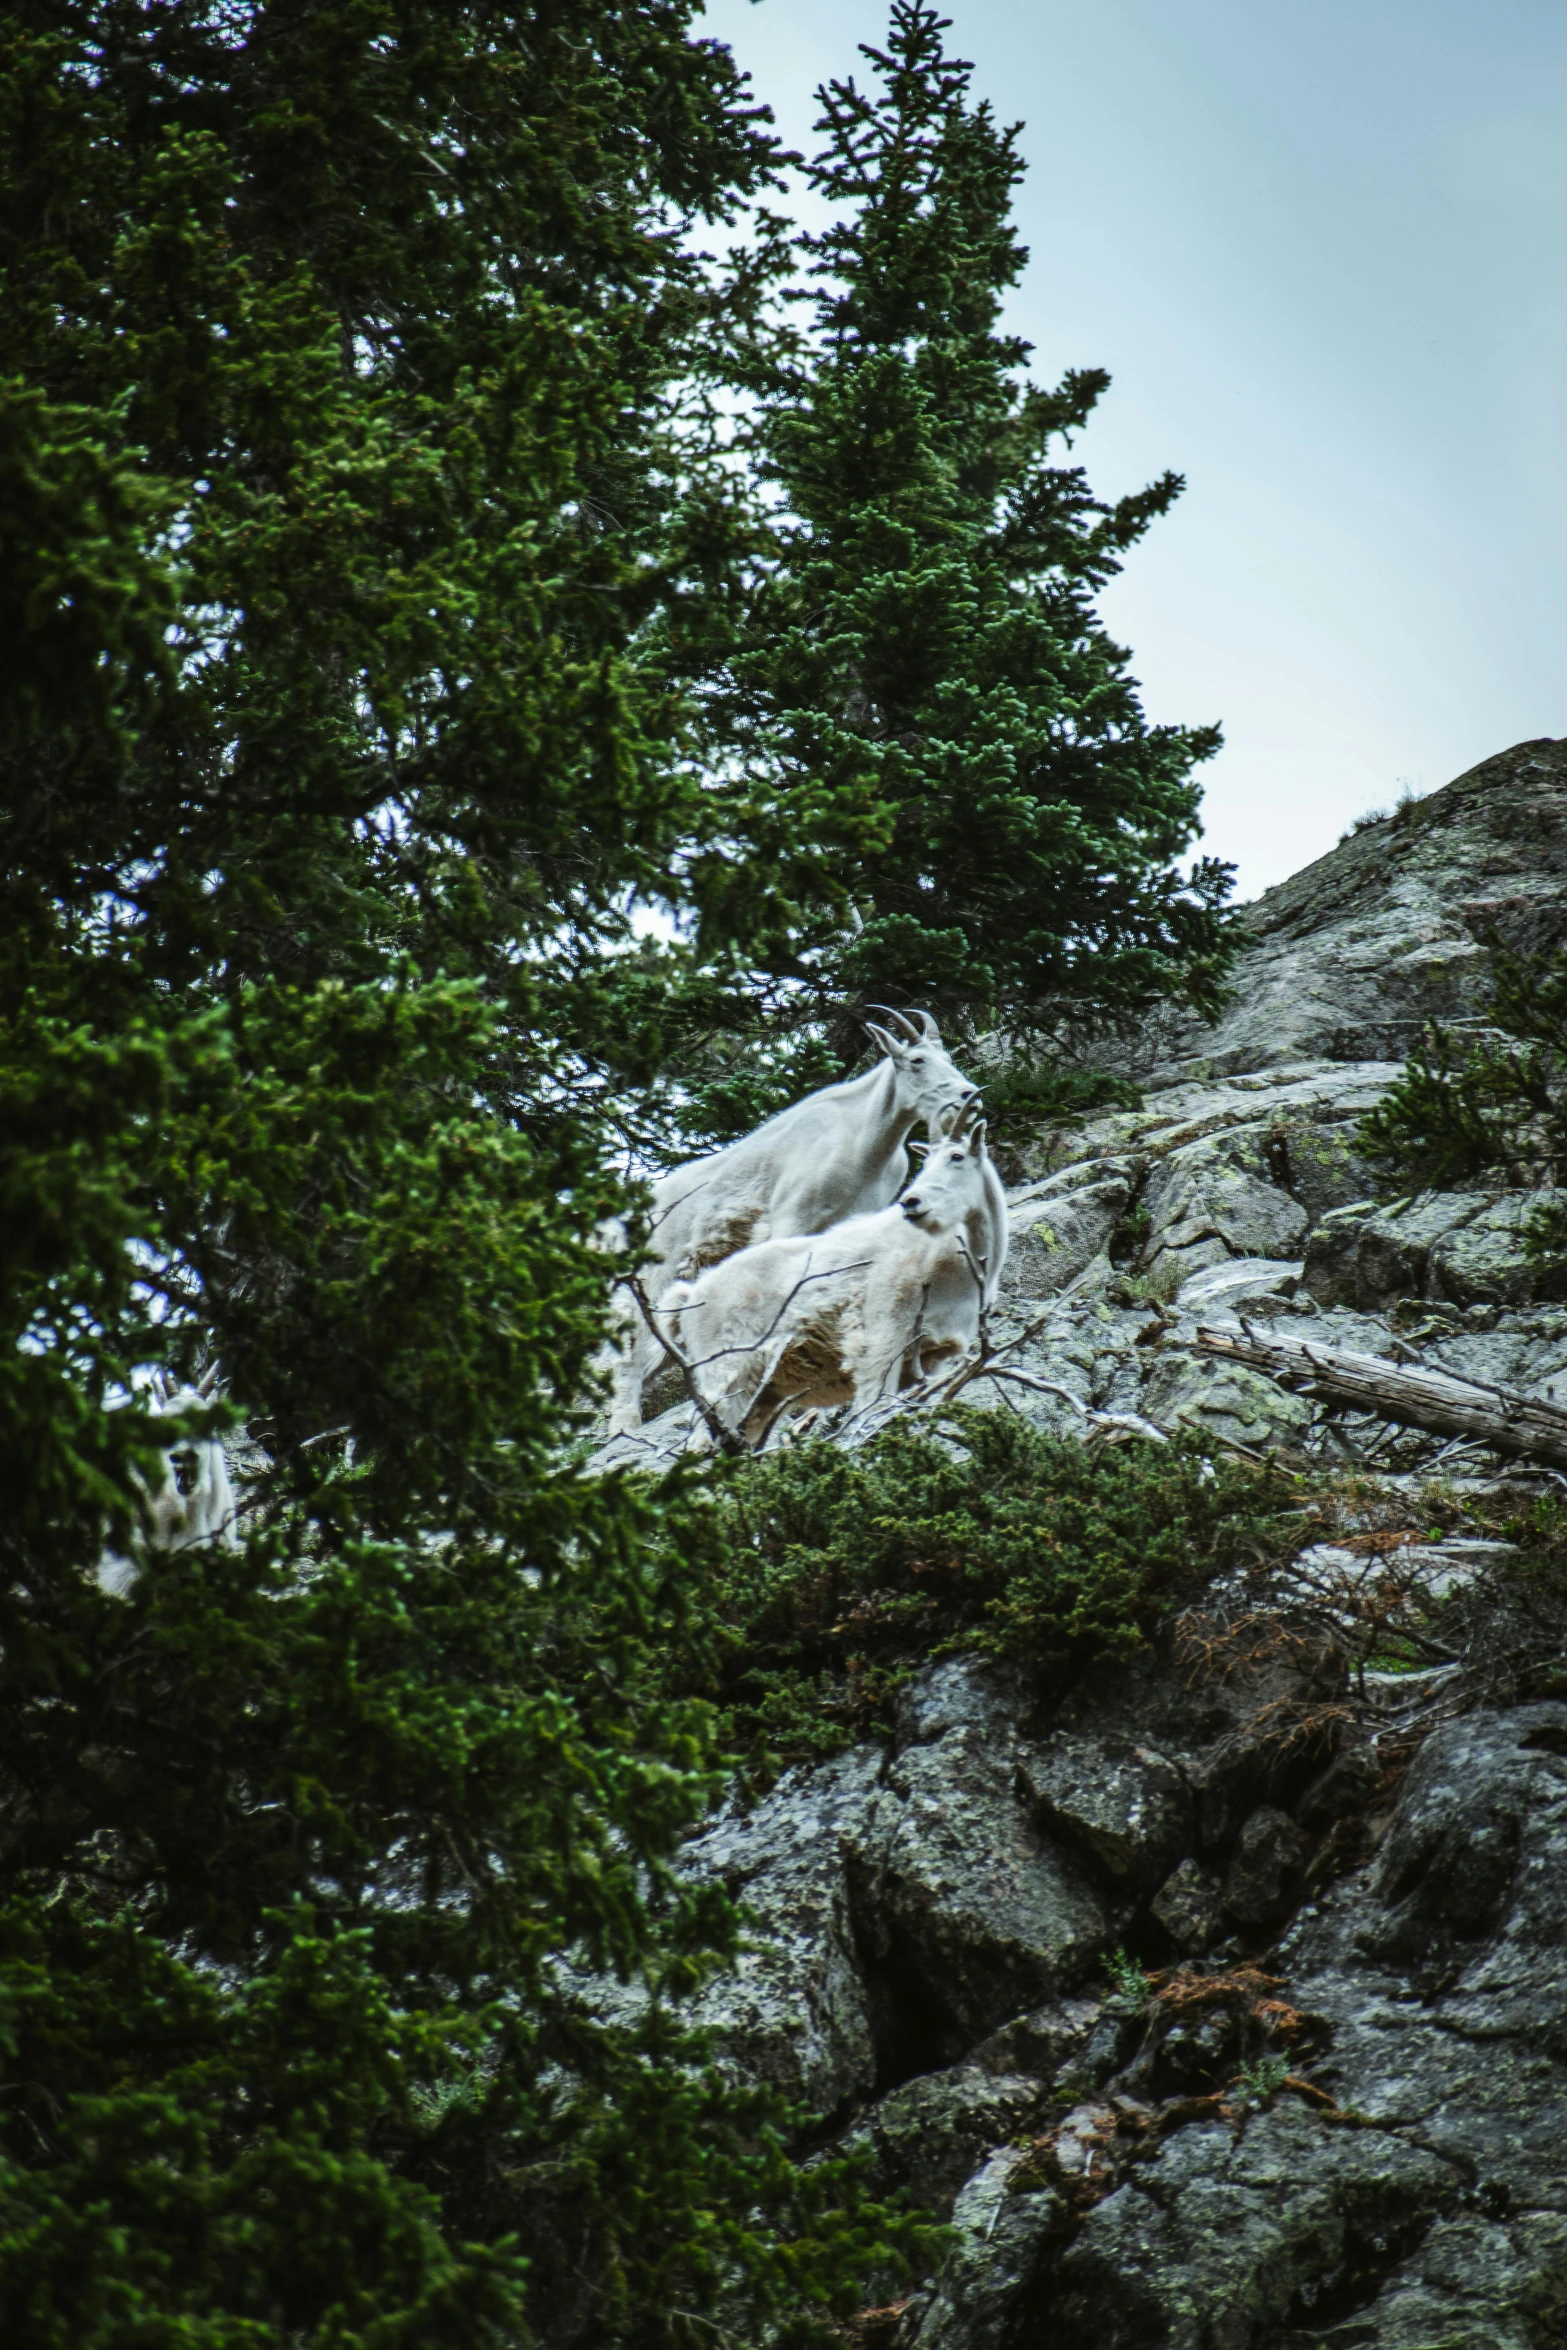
[974,1056,1141,1173]
[0,4,917,2341]
[664,1413,1295,1772]
[0,1903,526,2346]
[2,972,924,2346]
[0,0,873,1105]
[0,4,1243,2333]
[1360,935,1567,1277]
[723,0,1235,1063]
[0,1898,929,2349]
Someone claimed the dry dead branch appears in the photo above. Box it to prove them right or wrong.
[1196,1322,1567,1471]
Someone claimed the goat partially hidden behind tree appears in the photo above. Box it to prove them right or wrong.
[658,1101,1006,1445]
[98,1370,239,1596]
[603,1008,980,1433]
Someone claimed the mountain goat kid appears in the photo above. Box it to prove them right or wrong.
[659,1104,1006,1446]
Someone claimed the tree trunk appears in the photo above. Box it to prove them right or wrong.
[1194,1322,1567,1471]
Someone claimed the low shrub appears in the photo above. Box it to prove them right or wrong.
[1359,933,1567,1286]
[666,1411,1296,1773]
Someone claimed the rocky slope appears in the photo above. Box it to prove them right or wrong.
[603,737,1567,2348]
[683,1651,1567,2350]
[608,735,1567,1476]
[974,735,1567,1472]
[1098,731,1567,1089]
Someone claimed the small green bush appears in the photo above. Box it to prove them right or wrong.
[1360,933,1567,1282]
[1101,1947,1155,2012]
[668,1411,1295,1773]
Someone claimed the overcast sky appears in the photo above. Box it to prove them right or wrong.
[701,0,1567,901]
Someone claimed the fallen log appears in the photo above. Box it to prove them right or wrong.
[1194,1322,1567,1472]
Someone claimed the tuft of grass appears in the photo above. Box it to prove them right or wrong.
[1234,2054,1292,2107]
[1337,781,1427,847]
[1101,1948,1154,2012]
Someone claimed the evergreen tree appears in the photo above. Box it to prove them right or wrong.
[0,5,912,2341]
[730,1,1234,1065]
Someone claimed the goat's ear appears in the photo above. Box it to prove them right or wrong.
[907,1139,931,1160]
[864,1020,903,1060]
[966,1117,988,1154]
[196,1362,221,1398]
[913,1008,941,1041]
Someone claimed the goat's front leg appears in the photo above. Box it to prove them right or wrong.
[601,1300,652,1436]
[672,1298,766,1449]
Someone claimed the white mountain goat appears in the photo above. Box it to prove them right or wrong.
[604,1008,980,1433]
[97,1369,239,1596]
[915,1095,1009,1323]
[658,1102,1007,1445]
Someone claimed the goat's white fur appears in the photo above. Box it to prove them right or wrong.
[604,1008,979,1433]
[911,1097,1009,1322]
[97,1370,239,1596]
[658,1104,1007,1444]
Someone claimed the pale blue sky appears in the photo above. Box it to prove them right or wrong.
[701,0,1567,898]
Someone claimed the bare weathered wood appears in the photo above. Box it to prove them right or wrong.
[1195,1322,1567,1471]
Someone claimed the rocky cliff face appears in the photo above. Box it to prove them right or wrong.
[1104,732,1567,1088]
[609,739,1567,2348]
[684,1657,1567,2350]
[956,735,1567,1472]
